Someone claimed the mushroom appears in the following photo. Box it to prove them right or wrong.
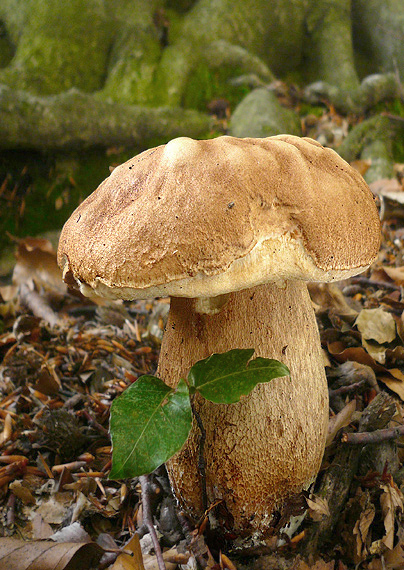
[57,135,381,537]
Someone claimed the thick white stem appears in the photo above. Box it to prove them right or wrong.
[158,281,328,536]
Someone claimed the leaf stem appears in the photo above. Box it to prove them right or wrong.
[190,397,208,513]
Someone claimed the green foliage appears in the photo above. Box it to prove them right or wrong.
[188,348,290,404]
[109,377,192,479]
[109,349,289,479]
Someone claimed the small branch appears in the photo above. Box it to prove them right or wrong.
[342,424,404,445]
[190,399,208,513]
[350,277,400,291]
[81,409,109,437]
[139,474,166,570]
[329,380,366,398]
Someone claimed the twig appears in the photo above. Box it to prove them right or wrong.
[177,511,208,569]
[139,474,166,570]
[190,399,208,513]
[81,409,109,436]
[350,276,400,291]
[342,424,404,445]
[6,493,16,527]
[329,380,366,398]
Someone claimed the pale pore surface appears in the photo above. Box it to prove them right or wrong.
[158,281,329,536]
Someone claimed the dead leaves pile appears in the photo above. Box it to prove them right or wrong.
[4,215,404,570]
[0,238,164,569]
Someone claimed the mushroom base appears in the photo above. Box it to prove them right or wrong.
[157,281,329,537]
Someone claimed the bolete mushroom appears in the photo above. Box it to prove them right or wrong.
[57,135,380,537]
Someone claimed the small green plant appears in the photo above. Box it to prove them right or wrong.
[109,349,289,479]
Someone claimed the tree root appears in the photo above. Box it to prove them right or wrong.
[304,72,401,115]
[0,84,213,151]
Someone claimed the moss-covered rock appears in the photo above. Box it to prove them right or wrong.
[0,0,113,94]
[229,88,301,138]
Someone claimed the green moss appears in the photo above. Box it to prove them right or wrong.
[182,62,251,112]
[297,103,326,118]
[371,98,404,162]
[0,20,14,68]
[0,148,139,251]
[0,0,114,94]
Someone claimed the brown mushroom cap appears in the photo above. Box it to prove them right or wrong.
[57,135,380,300]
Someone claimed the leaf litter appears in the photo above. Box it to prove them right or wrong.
[4,143,404,569]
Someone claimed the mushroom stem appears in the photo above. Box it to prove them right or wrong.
[157,280,328,536]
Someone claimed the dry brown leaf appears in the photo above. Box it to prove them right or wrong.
[327,400,356,447]
[384,541,404,569]
[9,480,35,505]
[353,504,375,559]
[327,343,404,401]
[306,495,330,522]
[308,282,358,320]
[383,266,404,286]
[369,178,403,196]
[361,339,388,365]
[350,159,372,176]
[380,482,404,550]
[356,308,397,344]
[31,515,54,540]
[112,534,145,570]
[379,376,404,401]
[12,237,65,295]
[220,552,237,569]
[0,538,103,570]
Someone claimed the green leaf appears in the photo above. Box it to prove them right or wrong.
[188,349,290,404]
[109,376,192,479]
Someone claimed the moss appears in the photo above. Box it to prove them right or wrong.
[0,0,114,95]
[182,63,251,112]
[0,20,14,68]
[0,147,141,251]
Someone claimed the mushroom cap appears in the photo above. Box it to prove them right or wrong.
[57,135,380,300]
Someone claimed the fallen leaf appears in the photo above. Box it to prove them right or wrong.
[383,266,404,286]
[356,308,396,344]
[369,178,404,199]
[12,238,65,295]
[112,534,145,570]
[9,480,35,505]
[380,481,404,550]
[306,495,330,521]
[351,159,372,176]
[379,375,404,401]
[308,282,358,321]
[327,400,356,446]
[362,338,388,365]
[327,343,404,401]
[31,515,54,540]
[353,504,375,558]
[0,538,103,570]
[384,541,404,569]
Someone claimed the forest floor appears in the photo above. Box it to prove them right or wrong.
[2,106,404,570]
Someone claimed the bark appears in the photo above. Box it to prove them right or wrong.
[157,281,329,537]
[303,391,397,556]
[0,86,212,150]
